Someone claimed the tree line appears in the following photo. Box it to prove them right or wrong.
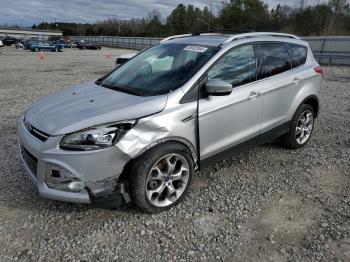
[32,0,350,36]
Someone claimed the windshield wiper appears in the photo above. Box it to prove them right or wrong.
[101,83,143,96]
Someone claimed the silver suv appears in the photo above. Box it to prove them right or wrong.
[18,32,322,213]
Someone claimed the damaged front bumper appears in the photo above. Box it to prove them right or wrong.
[18,117,131,207]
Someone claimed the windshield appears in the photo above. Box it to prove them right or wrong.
[101,43,219,96]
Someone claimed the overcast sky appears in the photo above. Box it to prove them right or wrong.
[0,0,323,27]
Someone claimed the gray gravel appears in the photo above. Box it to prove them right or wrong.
[0,46,349,261]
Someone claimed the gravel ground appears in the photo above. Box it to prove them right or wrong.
[0,46,349,262]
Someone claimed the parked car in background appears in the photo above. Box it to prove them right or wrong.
[54,40,70,48]
[77,41,101,50]
[70,41,79,48]
[116,53,137,67]
[3,37,18,46]
[27,42,62,52]
[15,42,24,49]
[18,32,322,213]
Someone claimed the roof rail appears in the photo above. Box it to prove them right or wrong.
[160,34,192,43]
[222,32,300,44]
[192,29,254,36]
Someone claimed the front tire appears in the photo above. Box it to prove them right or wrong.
[129,142,194,213]
[283,104,315,149]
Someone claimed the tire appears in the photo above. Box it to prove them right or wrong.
[283,104,315,149]
[129,142,194,213]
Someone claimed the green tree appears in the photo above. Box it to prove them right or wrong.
[145,10,163,36]
[166,4,188,34]
[218,0,270,31]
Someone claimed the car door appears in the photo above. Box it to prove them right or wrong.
[198,44,263,160]
[257,42,297,134]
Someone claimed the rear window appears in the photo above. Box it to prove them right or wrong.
[259,43,291,78]
[287,43,307,68]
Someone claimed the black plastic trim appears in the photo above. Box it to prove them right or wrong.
[87,188,123,209]
[200,121,291,169]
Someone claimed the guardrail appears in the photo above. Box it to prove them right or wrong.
[71,36,162,50]
[303,36,350,66]
[71,35,350,66]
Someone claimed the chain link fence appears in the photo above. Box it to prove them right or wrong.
[71,35,350,66]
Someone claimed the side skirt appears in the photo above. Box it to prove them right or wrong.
[199,121,291,169]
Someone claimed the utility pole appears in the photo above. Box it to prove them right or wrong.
[112,15,121,35]
[209,0,213,31]
[197,18,210,31]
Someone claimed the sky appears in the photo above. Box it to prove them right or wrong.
[0,0,324,27]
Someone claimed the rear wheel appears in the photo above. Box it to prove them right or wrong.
[283,104,315,149]
[130,142,193,213]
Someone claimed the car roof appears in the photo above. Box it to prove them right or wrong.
[161,32,302,47]
[166,34,232,47]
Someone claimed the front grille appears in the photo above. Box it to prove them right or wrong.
[21,147,38,177]
[23,119,49,142]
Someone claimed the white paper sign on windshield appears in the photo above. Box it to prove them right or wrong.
[184,46,208,53]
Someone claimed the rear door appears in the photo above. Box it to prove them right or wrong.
[257,42,297,134]
[198,44,263,160]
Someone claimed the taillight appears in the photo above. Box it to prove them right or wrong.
[314,66,323,77]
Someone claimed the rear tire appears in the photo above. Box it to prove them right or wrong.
[283,104,315,149]
[129,142,194,213]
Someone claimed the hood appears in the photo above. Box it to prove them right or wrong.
[25,81,168,135]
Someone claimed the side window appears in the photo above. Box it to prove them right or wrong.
[287,43,307,68]
[259,43,291,78]
[208,45,257,88]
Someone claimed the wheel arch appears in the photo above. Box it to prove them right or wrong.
[118,138,197,182]
[301,95,319,118]
[289,93,320,121]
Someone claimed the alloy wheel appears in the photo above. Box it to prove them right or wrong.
[146,153,190,207]
[295,109,313,145]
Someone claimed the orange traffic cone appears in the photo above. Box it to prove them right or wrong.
[39,51,44,60]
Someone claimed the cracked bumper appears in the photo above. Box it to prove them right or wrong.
[17,117,131,204]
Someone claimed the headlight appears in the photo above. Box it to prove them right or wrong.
[60,120,136,151]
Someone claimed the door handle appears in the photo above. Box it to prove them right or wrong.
[292,77,301,85]
[247,91,260,100]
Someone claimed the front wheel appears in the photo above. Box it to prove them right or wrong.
[283,104,315,149]
[130,143,193,213]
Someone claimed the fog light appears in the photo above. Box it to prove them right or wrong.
[67,181,85,192]
[45,164,85,192]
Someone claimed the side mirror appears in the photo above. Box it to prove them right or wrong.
[205,79,233,96]
[116,57,130,67]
